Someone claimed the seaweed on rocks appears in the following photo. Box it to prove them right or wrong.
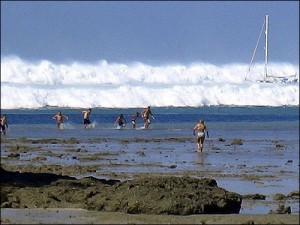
[1,168,242,215]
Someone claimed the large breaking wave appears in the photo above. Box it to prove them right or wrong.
[1,56,299,109]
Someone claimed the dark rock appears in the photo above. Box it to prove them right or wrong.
[169,165,177,169]
[65,138,80,144]
[8,153,20,158]
[121,140,129,144]
[1,170,242,215]
[242,193,266,200]
[273,193,287,201]
[87,176,242,215]
[87,168,97,173]
[287,191,299,199]
[230,139,243,145]
[32,157,47,162]
[275,144,284,148]
[136,151,146,157]
[0,167,75,186]
[218,138,226,142]
[1,201,12,208]
[237,164,246,169]
[269,205,291,214]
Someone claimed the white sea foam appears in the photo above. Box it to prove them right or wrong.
[62,122,75,129]
[1,56,299,109]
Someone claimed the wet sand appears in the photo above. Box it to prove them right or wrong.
[1,208,299,224]
[1,136,299,223]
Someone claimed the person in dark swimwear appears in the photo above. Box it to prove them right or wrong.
[82,108,92,128]
[131,112,140,129]
[115,114,126,128]
[193,120,209,152]
[142,106,155,129]
[0,115,8,135]
[52,112,68,129]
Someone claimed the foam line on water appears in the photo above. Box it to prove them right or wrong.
[1,56,299,109]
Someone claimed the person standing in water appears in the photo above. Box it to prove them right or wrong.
[82,108,92,128]
[0,115,8,135]
[142,106,155,129]
[52,112,68,129]
[131,112,140,129]
[115,114,126,129]
[193,120,209,152]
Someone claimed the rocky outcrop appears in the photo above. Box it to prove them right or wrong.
[242,193,266,200]
[230,139,243,145]
[273,191,299,201]
[269,205,291,214]
[88,176,242,214]
[273,193,287,201]
[287,191,299,199]
[1,168,242,215]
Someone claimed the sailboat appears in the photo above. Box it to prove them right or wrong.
[245,15,298,83]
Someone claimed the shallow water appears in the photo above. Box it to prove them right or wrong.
[1,106,299,215]
[2,106,299,142]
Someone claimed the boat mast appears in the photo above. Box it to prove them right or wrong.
[264,15,269,81]
[246,14,297,82]
[245,15,266,81]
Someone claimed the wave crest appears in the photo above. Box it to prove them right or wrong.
[1,56,299,109]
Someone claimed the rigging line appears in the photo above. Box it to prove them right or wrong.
[245,19,266,81]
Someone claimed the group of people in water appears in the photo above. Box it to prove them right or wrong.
[51,106,155,130]
[1,106,209,152]
[51,108,93,130]
[114,106,155,129]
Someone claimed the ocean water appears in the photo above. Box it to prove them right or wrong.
[1,106,299,141]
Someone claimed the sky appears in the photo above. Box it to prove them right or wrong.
[1,1,299,65]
